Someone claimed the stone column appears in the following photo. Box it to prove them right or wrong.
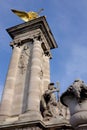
[26,38,42,119]
[43,55,50,92]
[0,45,21,120]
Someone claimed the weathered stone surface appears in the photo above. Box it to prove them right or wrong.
[0,17,55,122]
[0,16,72,130]
[40,83,59,120]
[0,120,72,130]
[61,79,87,129]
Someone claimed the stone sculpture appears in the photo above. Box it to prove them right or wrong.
[61,79,87,104]
[61,79,87,129]
[41,83,59,120]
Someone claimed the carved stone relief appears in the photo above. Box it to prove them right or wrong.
[18,44,30,74]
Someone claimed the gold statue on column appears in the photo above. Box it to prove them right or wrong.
[11,8,44,22]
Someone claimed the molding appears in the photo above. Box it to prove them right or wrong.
[6,16,58,50]
[0,119,72,129]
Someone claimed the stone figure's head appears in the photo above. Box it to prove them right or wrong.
[73,79,84,84]
[48,83,55,90]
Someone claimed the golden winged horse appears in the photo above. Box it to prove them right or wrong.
[11,8,44,22]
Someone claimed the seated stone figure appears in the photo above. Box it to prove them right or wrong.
[40,83,59,121]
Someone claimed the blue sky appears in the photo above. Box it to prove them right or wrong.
[0,0,87,99]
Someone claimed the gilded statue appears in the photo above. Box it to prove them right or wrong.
[11,8,44,22]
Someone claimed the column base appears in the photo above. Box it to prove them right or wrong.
[0,115,9,122]
[19,111,43,122]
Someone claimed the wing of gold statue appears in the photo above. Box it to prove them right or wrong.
[11,8,44,22]
[11,9,29,22]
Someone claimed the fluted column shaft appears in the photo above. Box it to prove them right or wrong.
[43,55,50,92]
[27,38,42,112]
[0,46,21,117]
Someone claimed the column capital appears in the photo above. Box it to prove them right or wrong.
[10,32,42,48]
[10,39,22,48]
[44,49,52,59]
[7,16,58,49]
[33,34,42,42]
